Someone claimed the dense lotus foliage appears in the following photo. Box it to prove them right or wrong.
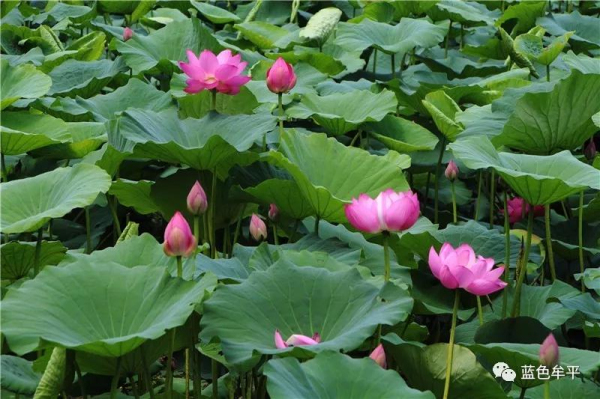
[2,1,600,399]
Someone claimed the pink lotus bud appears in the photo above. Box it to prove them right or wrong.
[445,160,459,181]
[369,344,387,369]
[428,243,507,296]
[123,27,133,41]
[266,57,297,94]
[539,333,559,367]
[249,214,267,241]
[268,203,279,221]
[285,334,320,346]
[345,189,420,234]
[503,197,545,224]
[312,332,321,343]
[584,139,596,160]
[163,211,197,258]
[187,181,208,215]
[274,330,287,349]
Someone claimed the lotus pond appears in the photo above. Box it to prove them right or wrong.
[1,0,600,398]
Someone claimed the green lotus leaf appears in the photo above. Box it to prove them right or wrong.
[1,241,67,280]
[114,18,222,75]
[173,85,259,119]
[0,163,112,234]
[265,352,434,399]
[196,254,251,282]
[33,346,65,399]
[0,355,41,395]
[335,18,447,55]
[286,89,397,136]
[493,71,600,154]
[39,31,106,73]
[0,59,51,110]
[30,2,96,25]
[47,58,127,98]
[244,179,315,220]
[200,261,413,367]
[496,0,547,33]
[429,0,498,25]
[526,377,600,399]
[449,136,600,205]
[421,90,463,141]
[114,108,276,175]
[265,130,409,223]
[191,1,240,24]
[2,261,211,357]
[499,27,539,78]
[514,31,573,66]
[538,11,600,50]
[109,179,158,215]
[299,7,342,44]
[234,22,299,50]
[365,114,439,152]
[264,50,345,76]
[98,0,146,15]
[562,50,600,74]
[246,62,325,103]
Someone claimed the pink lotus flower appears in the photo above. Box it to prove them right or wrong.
[445,160,458,181]
[163,211,197,257]
[249,214,267,241]
[123,27,133,41]
[268,203,279,221]
[187,181,208,215]
[179,49,250,95]
[266,57,297,94]
[503,197,544,224]
[428,243,507,296]
[274,330,321,349]
[539,333,559,367]
[369,344,387,369]
[345,189,420,234]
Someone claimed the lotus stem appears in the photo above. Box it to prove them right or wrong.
[232,204,246,254]
[33,227,43,276]
[85,207,92,254]
[290,219,300,243]
[476,296,484,325]
[383,233,391,281]
[546,64,550,82]
[544,205,557,282]
[501,191,511,318]
[511,207,534,317]
[450,181,458,224]
[442,290,460,399]
[519,387,527,399]
[193,215,200,256]
[544,381,550,399]
[74,357,87,399]
[1,153,7,182]
[560,200,570,219]
[210,90,217,111]
[209,170,218,259]
[175,256,183,278]
[391,53,395,78]
[108,195,122,240]
[185,348,190,399]
[445,21,453,59]
[212,359,219,399]
[110,357,122,399]
[129,375,140,399]
[474,171,482,220]
[489,170,496,227]
[166,329,176,399]
[578,190,585,292]
[314,216,320,236]
[278,92,284,142]
[434,136,446,224]
[273,224,279,246]
[424,171,432,206]
[140,347,155,399]
[372,48,377,74]
[203,214,210,256]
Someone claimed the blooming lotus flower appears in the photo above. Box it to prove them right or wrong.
[249,214,267,241]
[369,344,387,369]
[274,330,321,349]
[163,211,197,257]
[428,243,507,296]
[539,333,559,367]
[345,189,420,234]
[268,203,279,221]
[179,49,250,95]
[123,27,133,41]
[503,197,544,224]
[445,160,458,181]
[266,57,297,94]
[187,181,208,215]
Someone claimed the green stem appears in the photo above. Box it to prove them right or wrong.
[141,347,155,399]
[578,191,585,292]
[185,348,190,399]
[445,21,453,59]
[277,92,284,140]
[544,205,556,282]
[110,357,122,399]
[74,358,87,399]
[544,381,550,399]
[1,153,7,182]
[210,90,217,111]
[372,48,377,74]
[209,170,218,259]
[474,171,482,220]
[476,296,484,325]
[193,215,200,256]
[349,130,361,147]
[212,359,219,399]
[129,375,140,399]
[166,329,176,399]
[442,290,460,399]
[273,224,279,246]
[391,53,395,78]
[176,256,183,278]
[33,227,43,276]
[290,219,300,243]
[501,191,511,318]
[314,216,320,236]
[546,64,550,82]
[489,170,496,227]
[434,136,447,224]
[383,233,391,282]
[424,171,432,205]
[511,207,534,317]
[519,387,527,399]
[203,214,209,256]
[85,207,92,254]
[108,196,122,238]
[232,205,246,254]
[450,182,458,224]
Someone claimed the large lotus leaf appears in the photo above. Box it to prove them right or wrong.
[109,179,158,215]
[1,241,67,280]
[172,84,259,119]
[514,32,573,66]
[30,2,96,25]
[39,31,106,73]
[265,130,409,223]
[265,352,434,399]
[2,260,211,357]
[200,261,413,367]
[0,164,112,234]
[114,108,275,175]
[30,123,106,159]
[365,114,439,152]
[0,355,41,395]
[114,18,222,75]
[264,49,345,76]
[335,18,447,55]
[421,90,463,141]
[429,0,498,25]
[0,59,51,110]
[537,11,600,49]
[562,51,600,74]
[286,89,397,136]
[49,78,172,122]
[191,1,240,24]
[244,179,315,220]
[234,22,299,50]
[47,58,127,98]
[526,377,600,399]
[449,136,600,205]
[494,71,600,153]
[389,343,506,399]
[495,0,547,33]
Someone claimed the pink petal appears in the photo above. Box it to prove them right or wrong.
[217,49,233,64]
[439,264,460,289]
[465,278,507,296]
[199,50,218,74]
[449,265,475,288]
[428,247,443,279]
[274,330,287,349]
[285,334,319,346]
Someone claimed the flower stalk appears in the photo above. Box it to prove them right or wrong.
[511,207,534,317]
[442,290,460,399]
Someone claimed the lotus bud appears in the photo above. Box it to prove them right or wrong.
[274,330,287,349]
[584,139,596,160]
[539,333,559,367]
[445,160,459,181]
[285,334,320,346]
[187,181,208,215]
[268,203,279,221]
[369,344,387,369]
[249,214,267,241]
[266,57,297,94]
[123,27,133,41]
[163,211,196,258]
